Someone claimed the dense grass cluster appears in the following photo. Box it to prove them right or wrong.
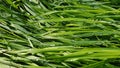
[0,0,120,68]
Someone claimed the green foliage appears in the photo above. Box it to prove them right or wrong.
[0,0,120,68]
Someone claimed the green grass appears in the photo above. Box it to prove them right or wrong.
[0,0,120,68]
